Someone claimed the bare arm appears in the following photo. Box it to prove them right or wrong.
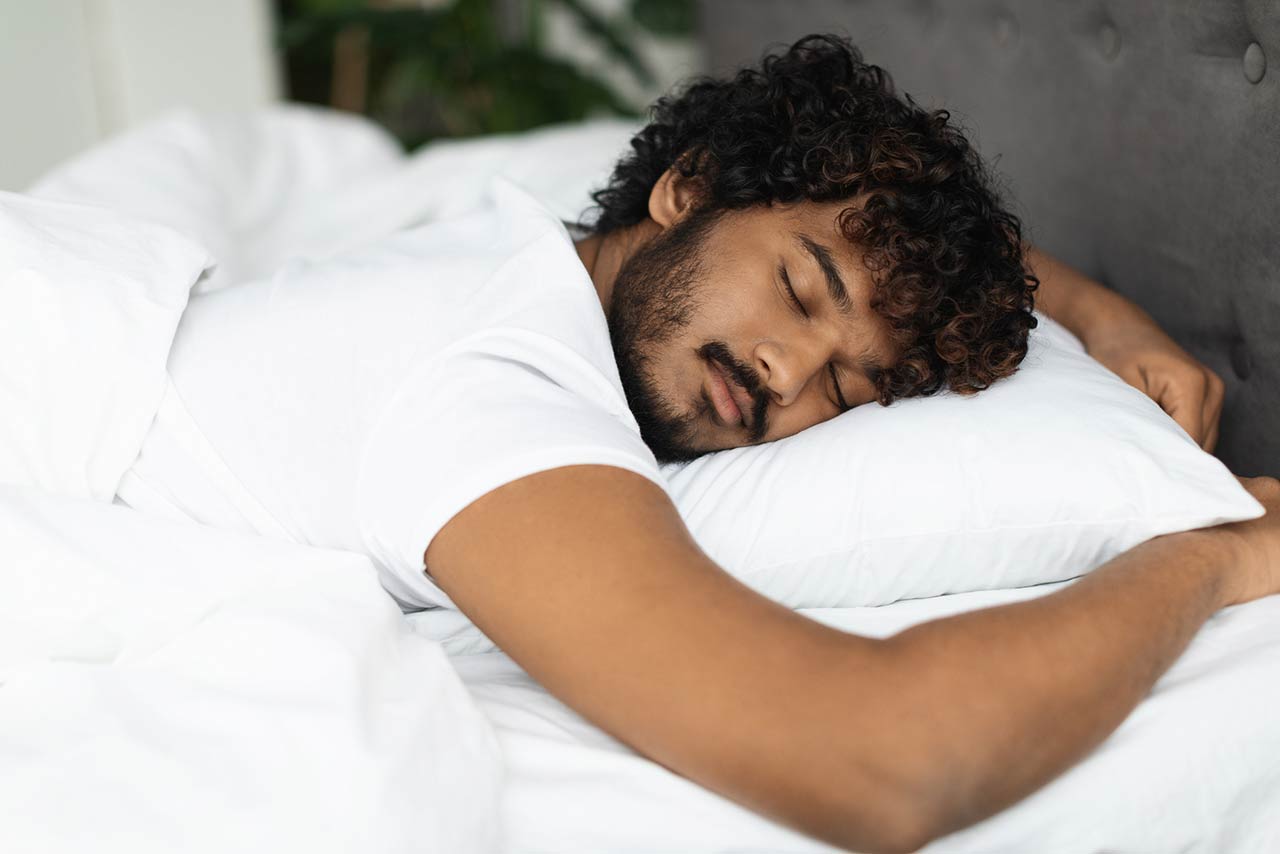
[426,466,1279,853]
[1026,244,1136,337]
[878,527,1242,838]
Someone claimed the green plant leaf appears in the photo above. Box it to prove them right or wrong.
[551,0,656,87]
[629,0,695,36]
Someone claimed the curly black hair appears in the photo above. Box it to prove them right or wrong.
[588,34,1038,403]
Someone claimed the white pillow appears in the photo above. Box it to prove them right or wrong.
[663,316,1264,608]
[30,105,404,294]
[0,192,212,501]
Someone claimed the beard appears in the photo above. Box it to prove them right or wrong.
[606,208,768,464]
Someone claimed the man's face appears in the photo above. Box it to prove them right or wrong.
[608,200,899,463]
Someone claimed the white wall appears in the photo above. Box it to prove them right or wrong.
[0,0,280,191]
[1,1,101,191]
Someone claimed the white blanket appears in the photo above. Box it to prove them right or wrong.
[12,105,1280,853]
[0,484,501,854]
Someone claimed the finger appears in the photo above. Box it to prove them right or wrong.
[1160,386,1205,445]
[1174,369,1212,444]
[1200,370,1225,452]
[1171,406,1204,445]
[1204,421,1221,454]
[1116,364,1150,395]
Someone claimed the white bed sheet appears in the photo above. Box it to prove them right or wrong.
[20,105,1280,853]
[425,586,1280,853]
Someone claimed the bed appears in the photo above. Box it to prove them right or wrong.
[3,2,1278,851]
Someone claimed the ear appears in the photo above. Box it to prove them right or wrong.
[647,162,703,228]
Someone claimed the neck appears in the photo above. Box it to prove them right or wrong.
[574,218,662,315]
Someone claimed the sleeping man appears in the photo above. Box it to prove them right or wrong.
[115,35,1279,853]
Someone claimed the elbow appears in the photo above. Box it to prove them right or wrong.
[841,791,946,854]
[828,654,970,851]
[823,747,957,853]
[777,762,949,853]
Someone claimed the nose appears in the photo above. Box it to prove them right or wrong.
[753,338,827,407]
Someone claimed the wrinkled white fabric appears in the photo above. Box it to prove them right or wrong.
[0,483,502,854]
[439,584,1280,854]
[0,192,211,501]
[20,104,1280,854]
[114,179,662,610]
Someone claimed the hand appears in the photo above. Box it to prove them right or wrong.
[1211,476,1280,607]
[1082,308,1225,452]
[1023,246,1226,452]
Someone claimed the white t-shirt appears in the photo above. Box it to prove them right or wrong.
[116,179,664,609]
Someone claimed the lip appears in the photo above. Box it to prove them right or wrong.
[706,357,753,430]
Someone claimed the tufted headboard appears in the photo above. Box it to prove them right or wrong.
[696,0,1278,475]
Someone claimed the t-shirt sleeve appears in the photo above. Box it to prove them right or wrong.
[355,332,665,610]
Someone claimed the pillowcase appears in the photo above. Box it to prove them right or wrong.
[662,316,1264,608]
[30,104,405,295]
[0,192,213,501]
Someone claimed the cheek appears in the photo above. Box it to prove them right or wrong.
[692,280,780,345]
[642,328,705,404]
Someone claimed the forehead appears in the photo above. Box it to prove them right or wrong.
[712,199,867,276]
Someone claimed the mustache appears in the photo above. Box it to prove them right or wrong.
[697,341,770,442]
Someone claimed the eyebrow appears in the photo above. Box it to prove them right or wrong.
[797,232,889,397]
[795,233,855,319]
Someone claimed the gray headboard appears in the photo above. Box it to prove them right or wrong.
[697,0,1278,475]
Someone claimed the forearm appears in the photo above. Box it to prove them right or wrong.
[1025,244,1150,345]
[871,528,1234,840]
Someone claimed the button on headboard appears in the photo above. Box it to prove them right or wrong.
[698,0,1278,474]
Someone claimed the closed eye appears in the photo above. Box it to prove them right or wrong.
[779,264,807,317]
[828,363,852,412]
[781,262,855,412]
